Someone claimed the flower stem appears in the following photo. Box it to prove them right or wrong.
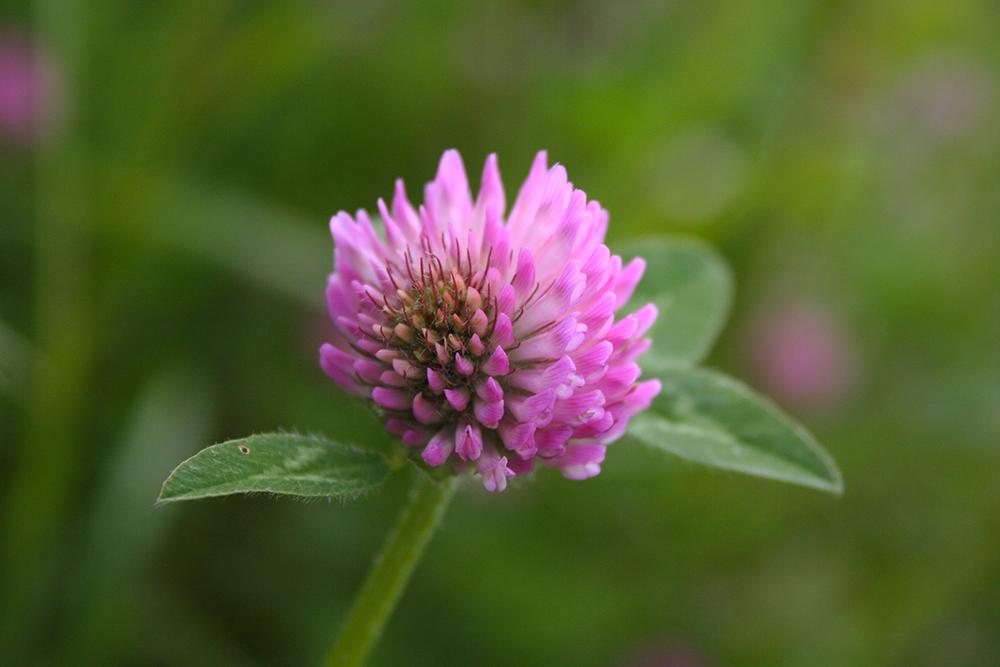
[324,473,457,667]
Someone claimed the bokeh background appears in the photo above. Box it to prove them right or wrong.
[2,1,999,665]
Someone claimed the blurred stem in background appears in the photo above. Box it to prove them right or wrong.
[325,474,457,667]
[0,0,92,657]
[0,320,35,406]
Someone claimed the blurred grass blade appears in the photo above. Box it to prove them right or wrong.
[0,320,34,405]
[62,370,213,663]
[158,433,390,503]
[100,166,326,307]
[617,235,732,367]
[629,367,843,493]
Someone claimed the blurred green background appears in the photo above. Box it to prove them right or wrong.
[2,1,999,665]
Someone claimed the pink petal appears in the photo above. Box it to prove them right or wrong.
[499,420,537,459]
[444,387,471,411]
[379,370,409,387]
[476,152,505,217]
[477,450,515,492]
[535,424,572,457]
[372,387,410,411]
[553,389,606,424]
[422,429,455,466]
[319,344,362,394]
[497,284,516,316]
[455,353,475,376]
[412,392,442,424]
[455,419,483,461]
[507,389,555,425]
[511,248,536,297]
[492,312,514,347]
[546,444,606,480]
[426,368,447,394]
[475,376,504,402]
[468,333,486,356]
[482,345,509,376]
[614,257,646,307]
[470,309,489,337]
[403,429,430,446]
[473,397,504,429]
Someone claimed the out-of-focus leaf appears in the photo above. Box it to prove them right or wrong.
[158,433,390,503]
[629,366,842,493]
[617,235,732,367]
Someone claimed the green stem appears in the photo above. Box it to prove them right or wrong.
[324,473,457,667]
[0,0,91,658]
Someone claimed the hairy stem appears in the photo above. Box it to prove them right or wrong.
[324,473,457,667]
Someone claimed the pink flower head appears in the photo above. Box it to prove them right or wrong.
[320,150,660,491]
[747,302,857,411]
[0,30,58,145]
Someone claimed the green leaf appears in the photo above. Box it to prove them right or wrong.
[628,367,843,493]
[617,235,732,367]
[157,433,391,503]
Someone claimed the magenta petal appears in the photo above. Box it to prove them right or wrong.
[392,357,420,379]
[422,429,454,466]
[553,389,606,424]
[319,345,362,394]
[412,392,441,424]
[614,257,646,307]
[482,346,509,376]
[624,379,661,413]
[535,424,572,458]
[507,389,555,426]
[499,421,537,459]
[492,312,514,347]
[352,358,384,384]
[475,376,504,402]
[547,444,606,480]
[468,333,486,356]
[426,368,446,394]
[573,341,614,381]
[379,370,409,387]
[455,420,483,461]
[470,309,489,337]
[497,284,516,315]
[435,342,449,365]
[444,387,471,411]
[473,397,504,429]
[372,387,410,411]
[507,456,534,476]
[509,355,576,397]
[403,429,430,446]
[477,450,515,492]
[477,152,505,217]
[455,353,475,376]
[511,248,536,296]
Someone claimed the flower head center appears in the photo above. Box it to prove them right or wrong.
[370,249,499,420]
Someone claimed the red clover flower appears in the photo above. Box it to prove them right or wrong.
[320,150,661,491]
